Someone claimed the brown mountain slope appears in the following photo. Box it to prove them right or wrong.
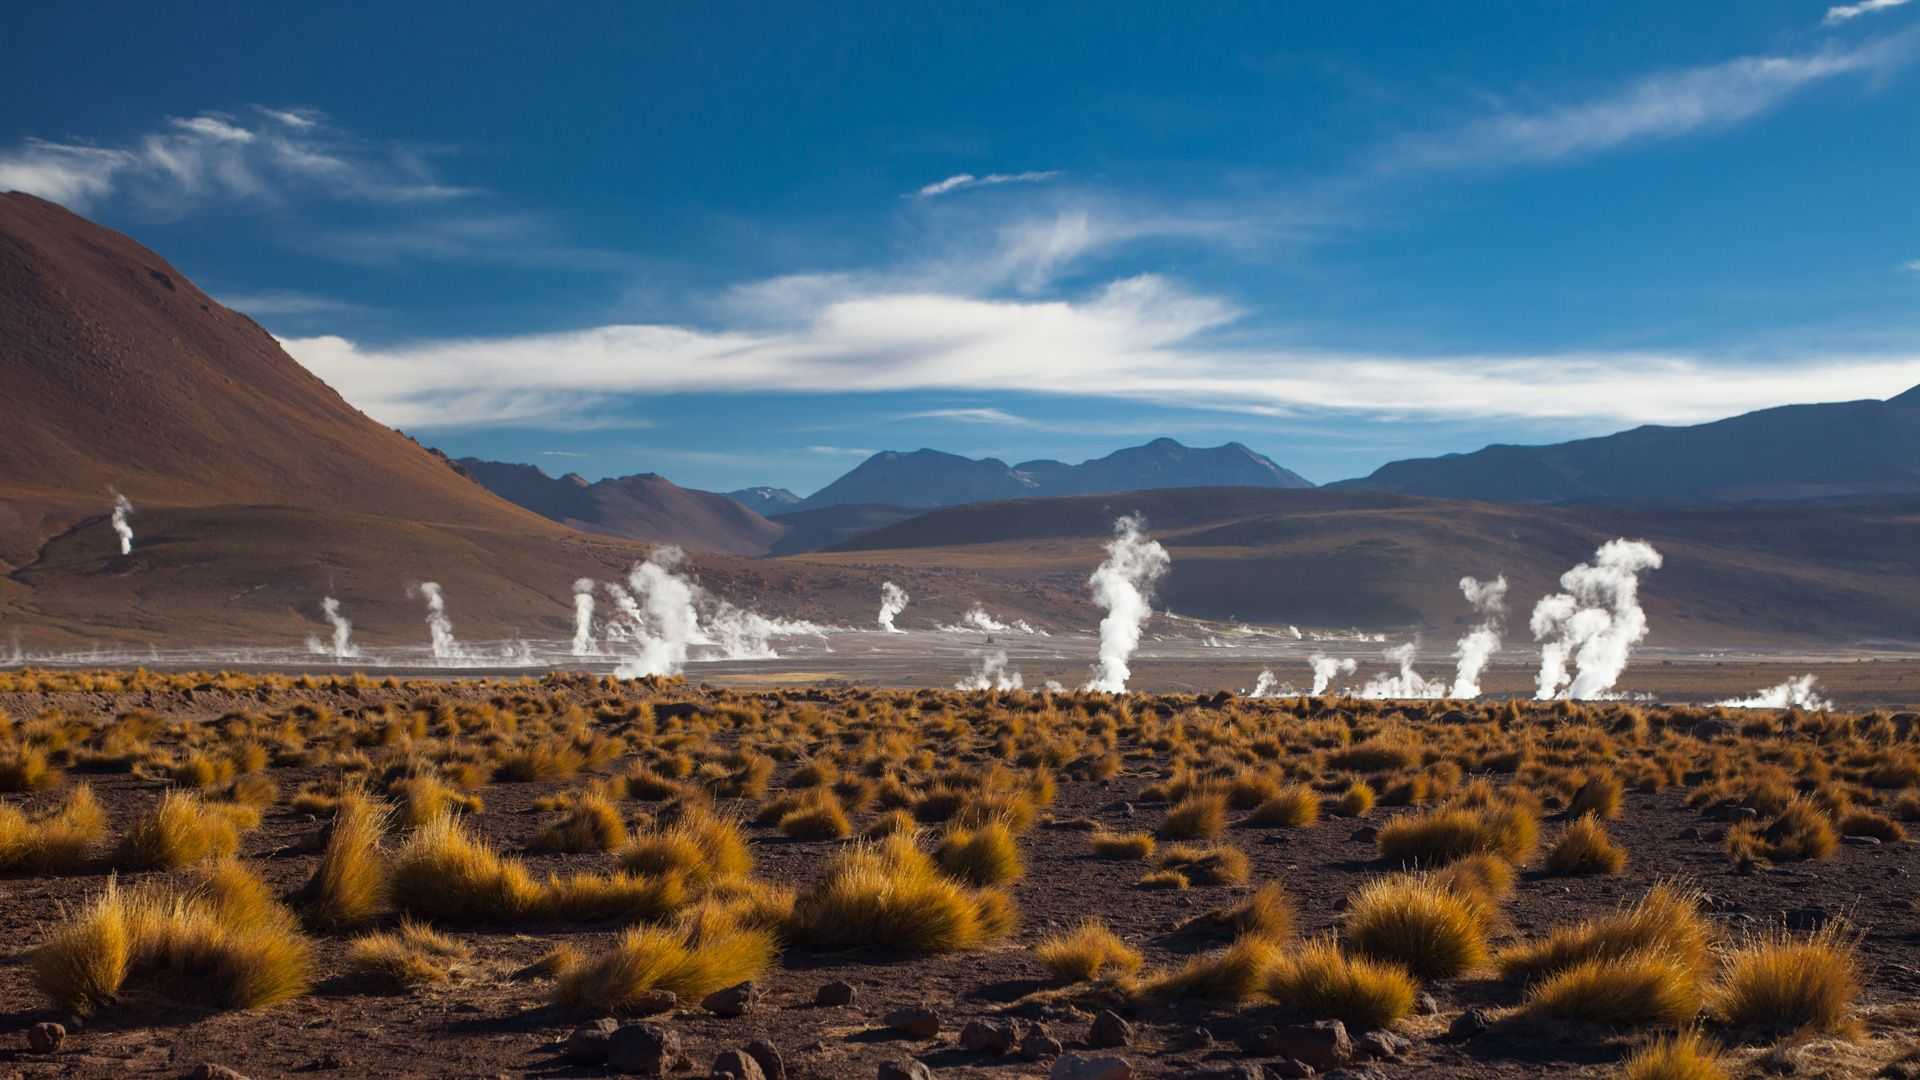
[455,458,783,555]
[795,487,1920,647]
[0,192,563,569]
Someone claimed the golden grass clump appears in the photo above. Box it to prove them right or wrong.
[347,919,471,987]
[777,796,853,840]
[1141,933,1283,1003]
[1158,792,1229,840]
[1430,852,1516,907]
[1265,936,1418,1030]
[1247,784,1321,828]
[1546,814,1629,876]
[0,782,109,872]
[1154,843,1251,886]
[114,790,251,869]
[1714,926,1858,1035]
[32,864,314,1015]
[935,821,1024,886]
[1335,781,1377,817]
[1139,868,1190,889]
[1182,882,1297,942]
[1034,918,1145,982]
[1569,773,1624,820]
[533,793,628,853]
[1344,873,1488,979]
[789,833,1013,954]
[1377,803,1537,867]
[1525,951,1705,1028]
[619,810,753,886]
[389,813,540,922]
[1498,883,1712,985]
[554,912,777,1012]
[393,776,482,828]
[1090,829,1156,859]
[1620,1031,1730,1080]
[0,745,60,792]
[1726,796,1838,863]
[301,786,390,927]
[1835,808,1905,843]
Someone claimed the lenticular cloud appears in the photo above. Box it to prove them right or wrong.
[1084,514,1170,694]
[1531,539,1663,700]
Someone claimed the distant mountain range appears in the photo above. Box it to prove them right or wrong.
[453,458,781,556]
[796,438,1313,510]
[727,486,802,514]
[1334,389,1920,503]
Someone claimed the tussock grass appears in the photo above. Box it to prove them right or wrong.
[777,796,853,840]
[1247,784,1320,827]
[1620,1030,1730,1080]
[1377,803,1537,867]
[1154,843,1251,886]
[1159,792,1229,840]
[393,776,482,829]
[1525,951,1705,1028]
[862,808,918,839]
[115,790,252,869]
[32,863,314,1014]
[619,809,753,886]
[533,793,627,853]
[1141,933,1283,1002]
[1835,808,1905,843]
[554,912,776,1012]
[1546,814,1629,876]
[1335,781,1377,817]
[1714,925,1858,1035]
[1034,919,1144,982]
[0,783,108,872]
[301,785,389,927]
[389,813,540,922]
[1266,936,1418,1029]
[1430,853,1516,907]
[534,870,688,922]
[1344,873,1488,979]
[1727,796,1838,864]
[790,833,1013,954]
[1182,882,1297,941]
[0,745,60,792]
[935,821,1024,886]
[347,919,471,987]
[1498,883,1712,985]
[1569,773,1624,819]
[1090,829,1156,859]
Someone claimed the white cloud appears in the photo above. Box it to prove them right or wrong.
[1905,259,1920,271]
[281,271,1920,432]
[1826,0,1912,24]
[916,170,1061,198]
[216,290,360,317]
[1382,33,1915,173]
[901,408,1034,426]
[0,107,473,215]
[805,446,879,457]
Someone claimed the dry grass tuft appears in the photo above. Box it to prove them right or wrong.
[935,821,1024,886]
[1266,935,1418,1030]
[114,790,251,869]
[1525,952,1704,1028]
[533,793,628,853]
[1378,803,1537,867]
[1141,933,1283,1002]
[1090,829,1156,859]
[1154,843,1251,887]
[0,783,108,872]
[554,912,776,1012]
[389,813,540,922]
[1159,792,1229,840]
[790,833,1013,954]
[1620,1030,1730,1080]
[1335,781,1377,817]
[1034,919,1144,982]
[347,919,471,987]
[1247,784,1321,827]
[1344,873,1488,978]
[777,796,853,840]
[1497,882,1712,985]
[1546,814,1629,876]
[619,810,753,886]
[301,786,389,927]
[1714,925,1858,1035]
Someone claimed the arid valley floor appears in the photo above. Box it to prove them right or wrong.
[1,670,1917,1079]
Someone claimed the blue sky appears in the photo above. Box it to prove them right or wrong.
[6,1,1919,494]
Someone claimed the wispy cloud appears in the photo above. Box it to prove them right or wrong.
[1826,0,1912,24]
[1379,32,1915,174]
[302,213,621,269]
[216,290,361,317]
[900,407,1035,426]
[283,269,1920,432]
[916,170,1061,198]
[805,445,878,457]
[1904,259,1920,271]
[0,106,473,216]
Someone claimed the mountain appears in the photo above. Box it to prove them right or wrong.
[766,503,919,556]
[455,458,782,555]
[801,486,1920,647]
[1333,390,1920,503]
[798,438,1312,510]
[727,486,802,515]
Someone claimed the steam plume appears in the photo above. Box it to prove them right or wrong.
[955,649,1023,691]
[1718,675,1830,710]
[1248,669,1294,698]
[571,578,599,656]
[949,605,1043,635]
[1530,539,1664,700]
[1309,653,1358,695]
[410,582,462,659]
[877,581,909,632]
[1083,514,1170,693]
[304,596,358,659]
[109,492,134,555]
[1450,574,1508,699]
[1359,641,1444,699]
[616,546,700,678]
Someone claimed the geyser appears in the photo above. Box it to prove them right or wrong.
[877,581,909,633]
[109,492,134,555]
[1083,514,1170,694]
[1531,539,1664,700]
[571,578,598,656]
[955,649,1023,691]
[1309,653,1358,695]
[304,596,358,659]
[410,582,462,660]
[1450,574,1508,699]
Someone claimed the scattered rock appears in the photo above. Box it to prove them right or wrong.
[1257,1021,1352,1071]
[1728,807,1759,823]
[1677,826,1700,840]
[1324,1070,1388,1080]
[1785,907,1831,932]
[711,1049,766,1080]
[1349,826,1380,843]
[877,1061,932,1080]
[1024,1033,1066,1059]
[1843,834,1882,846]
[1199,1066,1264,1080]
[1415,992,1441,1015]
[1355,1030,1409,1060]
[1267,1062,1316,1079]
[625,989,678,1015]
[960,1019,1017,1055]
[1050,1054,1135,1080]
[703,980,761,1018]
[1088,1009,1133,1048]
[1180,1025,1215,1049]
[28,1022,65,1053]
[563,1018,620,1065]
[744,1038,784,1080]
[608,1023,680,1077]
[884,1007,942,1039]
[815,980,857,1007]
[191,1068,249,1080]
[1449,1008,1494,1041]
